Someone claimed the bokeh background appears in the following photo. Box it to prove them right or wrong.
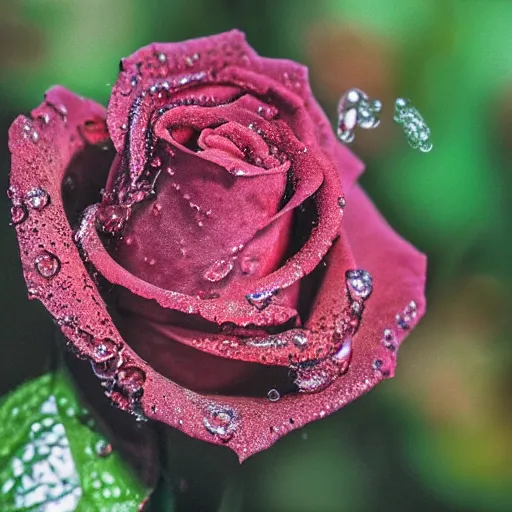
[1,0,512,511]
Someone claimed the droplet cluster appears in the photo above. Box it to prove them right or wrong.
[393,98,433,152]
[337,88,382,143]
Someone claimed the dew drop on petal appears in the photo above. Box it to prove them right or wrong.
[382,328,397,351]
[373,359,383,371]
[346,269,373,300]
[203,258,235,282]
[291,331,308,349]
[293,365,332,393]
[95,204,130,235]
[267,389,281,402]
[93,338,118,363]
[395,300,417,330]
[203,407,237,441]
[246,289,277,310]
[25,188,50,210]
[11,204,27,225]
[34,251,60,279]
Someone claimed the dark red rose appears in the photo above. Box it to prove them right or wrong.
[8,30,426,460]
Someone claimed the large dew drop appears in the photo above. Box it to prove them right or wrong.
[34,252,61,279]
[337,88,382,143]
[203,258,235,283]
[25,188,50,210]
[345,269,373,300]
[95,204,130,236]
[203,406,237,441]
[393,98,432,152]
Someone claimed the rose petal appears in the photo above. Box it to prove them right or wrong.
[341,185,427,370]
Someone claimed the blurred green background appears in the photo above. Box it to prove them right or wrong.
[1,0,512,511]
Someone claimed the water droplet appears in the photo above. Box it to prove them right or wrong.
[246,289,277,310]
[395,300,417,330]
[382,328,396,351]
[116,367,146,398]
[25,187,50,210]
[151,203,162,216]
[291,332,308,348]
[203,407,237,441]
[150,156,162,168]
[95,440,113,457]
[34,251,60,278]
[393,98,432,152]
[157,52,167,63]
[332,337,352,367]
[337,88,382,143]
[373,359,383,370]
[93,339,118,363]
[10,204,27,225]
[346,269,373,300]
[337,196,346,209]
[267,389,280,402]
[293,364,332,393]
[203,258,234,282]
[95,204,130,235]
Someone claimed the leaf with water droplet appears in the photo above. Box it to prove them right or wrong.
[0,371,152,511]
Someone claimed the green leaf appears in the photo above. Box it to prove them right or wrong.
[0,371,151,511]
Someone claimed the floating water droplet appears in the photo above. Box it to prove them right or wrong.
[395,300,417,330]
[267,389,280,402]
[203,407,237,441]
[337,88,382,143]
[246,289,277,310]
[34,251,60,278]
[291,331,308,348]
[116,367,146,398]
[203,258,234,283]
[393,98,432,152]
[10,204,27,225]
[346,269,373,300]
[25,187,50,210]
[95,204,130,235]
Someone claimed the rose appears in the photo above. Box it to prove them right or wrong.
[8,30,426,460]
